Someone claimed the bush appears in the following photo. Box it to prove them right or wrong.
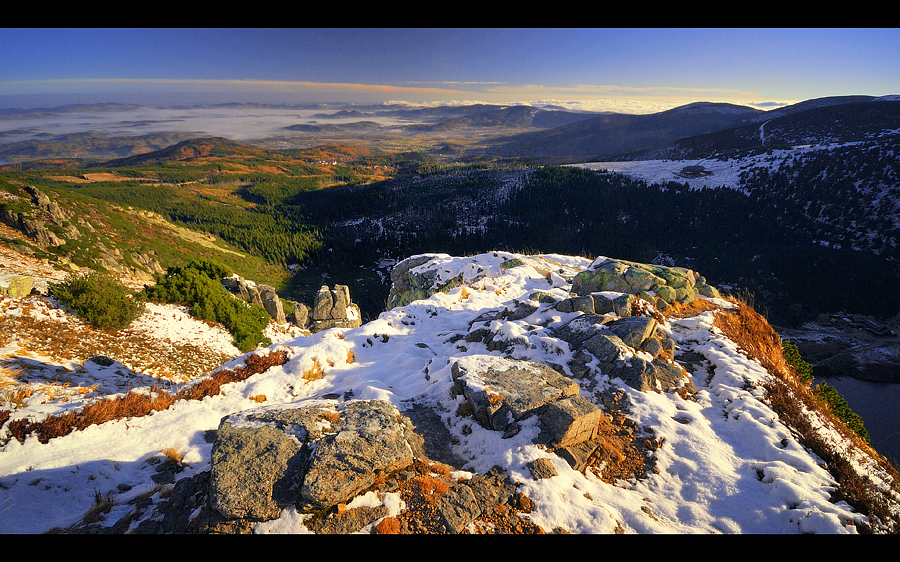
[782,338,814,384]
[813,382,871,444]
[50,270,146,330]
[144,260,272,352]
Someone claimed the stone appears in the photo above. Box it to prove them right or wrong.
[591,292,635,317]
[300,400,417,509]
[451,356,579,433]
[0,274,34,298]
[553,440,602,472]
[291,300,309,328]
[257,284,286,324]
[527,458,559,480]
[538,394,609,448]
[604,316,658,349]
[209,422,305,521]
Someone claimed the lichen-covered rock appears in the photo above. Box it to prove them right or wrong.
[209,422,305,521]
[570,256,715,308]
[210,400,422,518]
[0,274,34,298]
[300,400,418,509]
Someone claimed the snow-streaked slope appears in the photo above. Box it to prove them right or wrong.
[0,251,890,533]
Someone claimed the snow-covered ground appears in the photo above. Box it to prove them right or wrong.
[569,142,866,193]
[2,250,894,533]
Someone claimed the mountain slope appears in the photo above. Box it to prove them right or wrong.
[1,251,897,533]
[489,102,764,163]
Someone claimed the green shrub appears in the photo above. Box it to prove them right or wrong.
[50,270,146,330]
[144,260,272,353]
[813,381,870,444]
[782,338,814,384]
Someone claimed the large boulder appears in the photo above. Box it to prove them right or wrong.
[209,400,422,518]
[570,257,720,308]
[300,400,418,509]
[450,355,610,448]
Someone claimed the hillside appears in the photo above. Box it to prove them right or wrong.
[486,102,765,163]
[1,250,898,533]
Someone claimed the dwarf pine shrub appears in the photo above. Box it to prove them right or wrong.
[50,270,146,331]
[782,338,814,384]
[144,260,272,352]
[814,381,871,444]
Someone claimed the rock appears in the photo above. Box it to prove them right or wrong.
[450,355,609,451]
[538,394,610,448]
[290,300,309,328]
[571,256,708,308]
[527,458,559,480]
[388,252,585,309]
[209,404,341,520]
[0,274,34,298]
[310,285,362,332]
[451,356,580,434]
[222,275,291,324]
[258,284,287,324]
[436,467,518,534]
[300,400,418,509]
[312,285,334,320]
[388,254,441,308]
[555,314,688,393]
[604,316,658,349]
[554,291,635,318]
[210,400,422,517]
[209,423,305,521]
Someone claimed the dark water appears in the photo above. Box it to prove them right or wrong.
[812,375,900,471]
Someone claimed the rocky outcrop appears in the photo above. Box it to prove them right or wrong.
[570,256,720,311]
[222,275,288,325]
[310,285,361,332]
[388,252,584,309]
[553,313,686,392]
[0,185,74,248]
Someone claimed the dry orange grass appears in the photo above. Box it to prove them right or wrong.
[712,297,900,532]
[7,349,288,444]
[302,358,324,381]
[711,297,793,381]
[659,297,721,321]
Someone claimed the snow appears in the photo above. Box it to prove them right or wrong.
[0,251,890,533]
[569,141,874,193]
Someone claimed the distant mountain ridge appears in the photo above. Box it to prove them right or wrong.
[490,96,895,163]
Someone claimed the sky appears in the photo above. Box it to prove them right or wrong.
[2,28,900,113]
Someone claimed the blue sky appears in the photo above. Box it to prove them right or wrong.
[2,28,899,112]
